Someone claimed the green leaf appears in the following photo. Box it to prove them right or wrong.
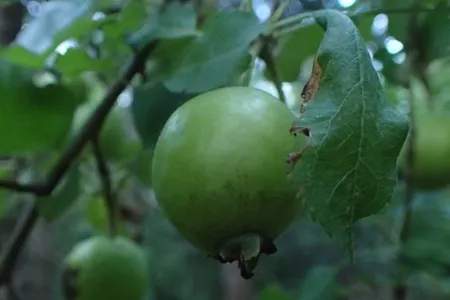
[127,149,154,187]
[0,60,81,155]
[259,285,292,300]
[420,0,450,61]
[105,0,148,36]
[165,11,266,93]
[290,10,409,257]
[54,47,113,77]
[150,36,197,82]
[14,0,100,55]
[128,2,198,48]
[131,83,199,149]
[270,21,323,82]
[0,45,47,68]
[297,266,339,300]
[37,166,80,221]
[83,195,129,236]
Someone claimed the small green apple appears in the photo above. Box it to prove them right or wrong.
[63,236,149,300]
[398,112,450,190]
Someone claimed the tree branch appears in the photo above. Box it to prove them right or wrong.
[0,203,38,283]
[271,5,450,35]
[91,136,117,237]
[0,40,159,286]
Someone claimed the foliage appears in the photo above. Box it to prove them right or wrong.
[0,0,449,299]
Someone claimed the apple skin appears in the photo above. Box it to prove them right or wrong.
[397,113,450,190]
[63,236,149,300]
[151,86,308,258]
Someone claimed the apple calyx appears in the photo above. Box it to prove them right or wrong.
[211,233,277,279]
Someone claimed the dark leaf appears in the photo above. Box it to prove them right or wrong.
[127,149,154,187]
[54,47,113,77]
[0,60,82,155]
[128,2,197,48]
[0,45,47,68]
[100,0,148,39]
[131,83,199,149]
[150,36,198,82]
[165,11,266,93]
[290,10,409,257]
[420,0,450,61]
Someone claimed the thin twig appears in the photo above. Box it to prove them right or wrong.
[91,136,117,237]
[271,5,450,35]
[0,40,159,285]
[0,203,38,283]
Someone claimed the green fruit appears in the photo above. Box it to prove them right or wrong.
[397,112,450,190]
[63,236,149,300]
[152,86,307,277]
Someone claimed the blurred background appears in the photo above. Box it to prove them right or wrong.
[1,0,450,299]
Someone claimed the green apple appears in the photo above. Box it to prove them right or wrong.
[151,86,307,277]
[63,236,149,300]
[398,112,450,190]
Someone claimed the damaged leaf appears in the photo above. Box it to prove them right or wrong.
[300,55,323,113]
[289,10,409,258]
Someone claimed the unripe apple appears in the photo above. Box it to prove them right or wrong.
[151,86,307,278]
[397,112,450,190]
[62,236,149,300]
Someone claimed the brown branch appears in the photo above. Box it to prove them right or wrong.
[272,4,450,35]
[91,136,117,237]
[0,203,38,283]
[355,5,450,17]
[0,40,159,286]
